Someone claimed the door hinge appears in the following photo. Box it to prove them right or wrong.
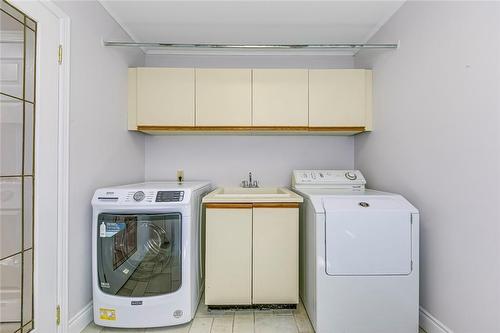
[58,45,63,65]
[56,305,61,325]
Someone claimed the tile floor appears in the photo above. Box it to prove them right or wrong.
[82,295,428,333]
[82,294,314,333]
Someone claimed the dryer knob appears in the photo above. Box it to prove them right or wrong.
[133,191,145,202]
[345,172,357,181]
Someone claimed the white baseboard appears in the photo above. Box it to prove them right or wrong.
[420,306,453,333]
[68,302,93,333]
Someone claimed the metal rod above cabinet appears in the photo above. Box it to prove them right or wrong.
[104,41,399,50]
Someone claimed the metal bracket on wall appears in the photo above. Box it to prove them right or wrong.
[58,45,62,65]
[56,305,61,325]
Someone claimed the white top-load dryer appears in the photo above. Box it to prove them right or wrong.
[292,170,419,333]
[91,181,210,328]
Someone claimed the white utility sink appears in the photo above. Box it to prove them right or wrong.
[203,187,303,203]
[214,187,291,197]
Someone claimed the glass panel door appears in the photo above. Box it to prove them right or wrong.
[97,213,182,298]
[0,1,36,332]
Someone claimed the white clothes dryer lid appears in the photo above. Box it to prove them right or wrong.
[323,196,413,276]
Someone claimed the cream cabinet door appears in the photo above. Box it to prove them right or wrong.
[309,69,371,128]
[253,206,299,304]
[252,69,308,126]
[136,68,195,126]
[205,206,253,305]
[196,69,252,126]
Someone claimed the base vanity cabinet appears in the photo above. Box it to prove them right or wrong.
[203,189,303,306]
[205,204,252,305]
[252,204,299,304]
[205,204,253,305]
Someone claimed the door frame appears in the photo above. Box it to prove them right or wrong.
[8,1,71,332]
[48,2,71,332]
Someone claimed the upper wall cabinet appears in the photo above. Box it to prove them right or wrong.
[129,68,195,129]
[196,69,252,126]
[252,69,308,127]
[309,69,372,130]
[128,67,372,134]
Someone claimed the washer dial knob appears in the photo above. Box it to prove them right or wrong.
[345,172,357,180]
[133,191,145,202]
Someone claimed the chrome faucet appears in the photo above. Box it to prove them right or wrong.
[241,172,259,188]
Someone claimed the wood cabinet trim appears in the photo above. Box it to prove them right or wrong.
[137,125,365,132]
[205,203,300,209]
[307,126,365,132]
[205,203,253,209]
[252,203,300,208]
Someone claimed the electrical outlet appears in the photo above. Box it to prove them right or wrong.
[177,169,184,183]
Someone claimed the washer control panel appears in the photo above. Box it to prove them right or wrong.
[124,190,156,203]
[292,170,366,190]
[133,191,145,202]
[155,191,184,202]
[94,189,190,205]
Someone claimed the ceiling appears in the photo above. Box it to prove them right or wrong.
[99,1,404,55]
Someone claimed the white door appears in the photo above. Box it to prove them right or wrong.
[324,196,412,276]
[4,1,63,332]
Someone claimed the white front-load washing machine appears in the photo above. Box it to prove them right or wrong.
[292,170,419,333]
[91,181,210,328]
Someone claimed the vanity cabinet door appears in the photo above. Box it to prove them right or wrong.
[205,205,253,305]
[252,205,299,304]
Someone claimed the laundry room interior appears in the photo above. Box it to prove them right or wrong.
[0,1,499,333]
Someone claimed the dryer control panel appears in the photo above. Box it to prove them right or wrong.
[292,170,366,190]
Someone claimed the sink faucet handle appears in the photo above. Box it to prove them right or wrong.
[252,180,259,188]
[241,180,248,188]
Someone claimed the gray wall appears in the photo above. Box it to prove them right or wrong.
[145,135,354,187]
[54,1,146,319]
[354,2,500,332]
[144,54,356,187]
[145,53,354,69]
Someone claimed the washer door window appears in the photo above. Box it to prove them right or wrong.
[97,213,182,297]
